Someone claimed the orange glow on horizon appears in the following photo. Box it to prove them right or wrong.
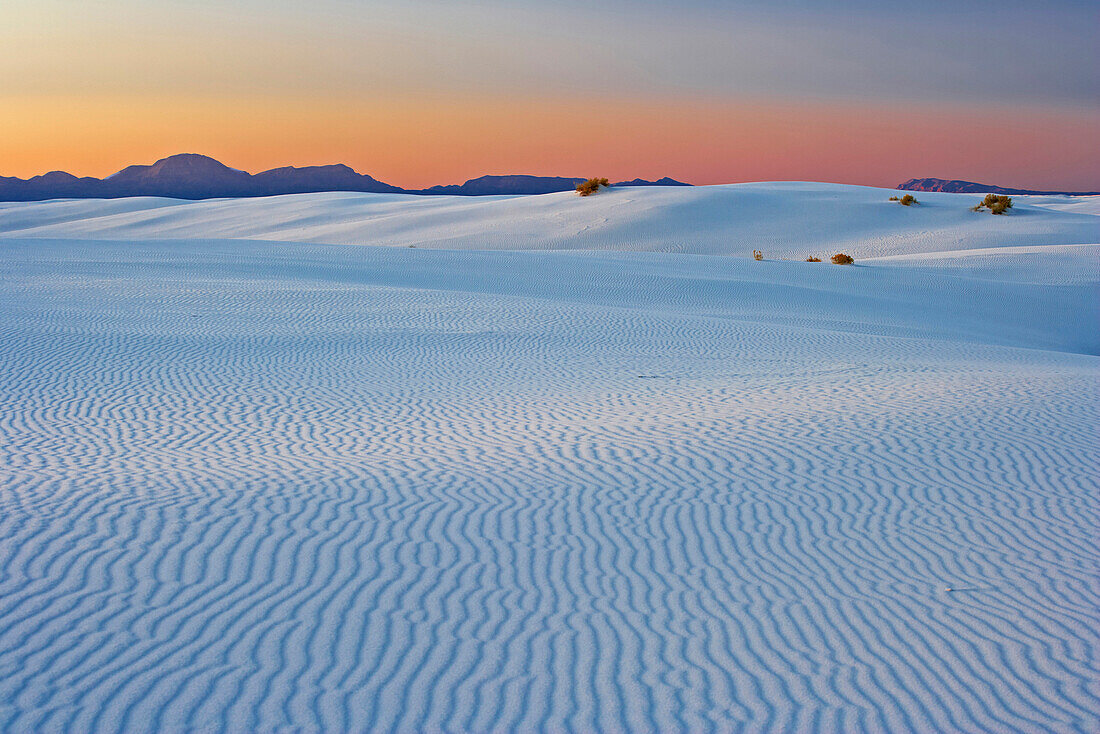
[2,95,1098,191]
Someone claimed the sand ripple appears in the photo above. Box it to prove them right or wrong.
[1,239,1097,732]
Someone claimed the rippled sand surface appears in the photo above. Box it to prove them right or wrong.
[1,186,1097,732]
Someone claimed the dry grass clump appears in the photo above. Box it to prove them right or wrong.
[753,249,764,261]
[972,193,1013,214]
[576,177,609,196]
[889,194,917,205]
[831,253,854,265]
[805,256,822,262]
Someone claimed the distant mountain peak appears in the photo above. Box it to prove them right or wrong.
[615,177,691,188]
[157,152,235,167]
[424,174,692,196]
[251,163,401,195]
[106,153,242,179]
[31,171,82,183]
[260,163,356,174]
[899,178,1099,196]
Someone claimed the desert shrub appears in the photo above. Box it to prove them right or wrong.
[973,193,1013,214]
[576,177,609,196]
[889,196,899,201]
[805,256,821,262]
[753,249,764,261]
[831,253,854,265]
[900,194,917,206]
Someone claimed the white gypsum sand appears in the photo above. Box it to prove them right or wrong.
[0,184,1097,732]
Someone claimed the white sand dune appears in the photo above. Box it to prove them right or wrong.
[2,182,1098,258]
[0,184,1097,732]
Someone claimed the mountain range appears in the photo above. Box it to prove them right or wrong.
[0,154,690,201]
[898,178,1098,196]
[10,158,1093,202]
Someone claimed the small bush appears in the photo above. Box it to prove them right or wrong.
[973,193,1013,214]
[889,196,899,201]
[805,256,821,262]
[831,253,854,265]
[900,194,917,206]
[753,249,764,261]
[576,177,609,196]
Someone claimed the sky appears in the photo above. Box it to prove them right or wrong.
[2,0,1098,189]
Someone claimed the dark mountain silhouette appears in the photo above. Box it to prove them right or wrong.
[252,164,403,195]
[423,175,586,196]
[899,178,1099,196]
[103,154,255,198]
[615,177,692,188]
[423,174,692,196]
[0,154,691,201]
[0,171,102,201]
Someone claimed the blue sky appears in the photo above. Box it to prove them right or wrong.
[2,0,1097,187]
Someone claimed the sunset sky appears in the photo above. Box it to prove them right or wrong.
[3,0,1097,189]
